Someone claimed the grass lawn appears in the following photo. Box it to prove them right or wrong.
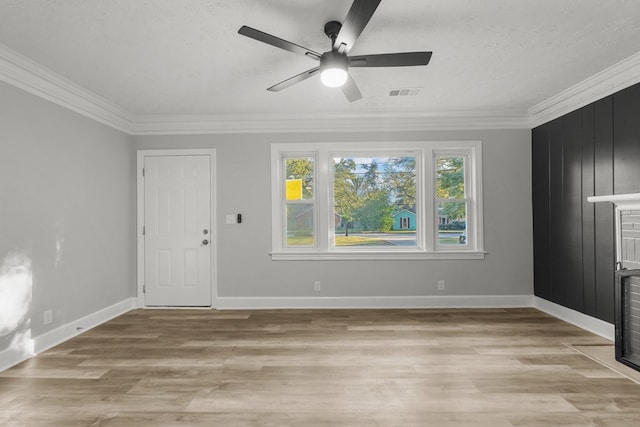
[439,237,460,244]
[335,236,394,246]
[438,230,464,245]
[287,236,314,246]
[287,235,394,246]
[287,232,463,246]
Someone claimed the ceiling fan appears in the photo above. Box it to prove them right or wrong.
[238,0,432,102]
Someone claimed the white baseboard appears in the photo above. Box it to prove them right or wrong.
[0,331,34,373]
[1,297,136,373]
[533,297,614,341]
[216,295,535,310]
[0,348,29,373]
[33,297,137,354]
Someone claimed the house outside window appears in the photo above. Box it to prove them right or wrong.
[394,211,416,230]
[271,141,484,260]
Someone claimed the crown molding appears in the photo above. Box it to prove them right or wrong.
[129,110,530,135]
[3,39,639,135]
[529,51,640,128]
[0,43,134,133]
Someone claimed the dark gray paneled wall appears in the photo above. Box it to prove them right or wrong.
[532,82,640,323]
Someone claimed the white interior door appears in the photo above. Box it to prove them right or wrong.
[143,155,212,306]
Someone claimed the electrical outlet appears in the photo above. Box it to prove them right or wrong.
[437,280,445,291]
[43,309,53,325]
[314,281,321,291]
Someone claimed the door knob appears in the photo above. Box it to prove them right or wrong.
[202,239,209,246]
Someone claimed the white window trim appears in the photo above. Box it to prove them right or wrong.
[271,141,485,261]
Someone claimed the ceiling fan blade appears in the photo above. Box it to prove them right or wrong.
[341,74,362,102]
[349,52,433,67]
[238,26,322,60]
[333,0,382,53]
[267,66,321,92]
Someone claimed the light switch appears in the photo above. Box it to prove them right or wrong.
[225,214,236,224]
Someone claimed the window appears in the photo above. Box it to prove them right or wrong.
[284,156,315,247]
[271,141,484,260]
[332,154,417,248]
[435,153,470,248]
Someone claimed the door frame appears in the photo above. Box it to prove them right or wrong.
[136,149,218,308]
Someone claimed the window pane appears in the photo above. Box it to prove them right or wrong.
[436,156,465,199]
[333,156,417,247]
[286,204,314,246]
[285,157,314,200]
[438,201,466,246]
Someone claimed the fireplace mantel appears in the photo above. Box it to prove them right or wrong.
[587,192,640,209]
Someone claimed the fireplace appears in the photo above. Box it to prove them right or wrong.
[588,194,640,372]
[615,268,640,370]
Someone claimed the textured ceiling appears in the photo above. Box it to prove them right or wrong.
[1,0,640,118]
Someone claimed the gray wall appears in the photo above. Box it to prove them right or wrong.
[134,129,533,301]
[0,82,134,355]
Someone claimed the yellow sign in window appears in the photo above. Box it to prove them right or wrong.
[286,179,302,200]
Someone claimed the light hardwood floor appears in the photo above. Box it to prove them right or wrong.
[1,308,640,426]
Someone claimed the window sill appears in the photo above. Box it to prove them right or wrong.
[270,251,487,261]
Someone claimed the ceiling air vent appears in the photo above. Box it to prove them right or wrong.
[389,87,423,97]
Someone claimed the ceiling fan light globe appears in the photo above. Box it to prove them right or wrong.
[320,68,348,87]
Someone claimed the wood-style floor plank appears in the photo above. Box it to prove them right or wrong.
[1,308,640,426]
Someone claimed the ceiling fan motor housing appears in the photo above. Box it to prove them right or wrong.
[324,21,343,41]
[320,50,348,71]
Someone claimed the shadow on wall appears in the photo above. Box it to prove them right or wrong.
[0,250,33,358]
